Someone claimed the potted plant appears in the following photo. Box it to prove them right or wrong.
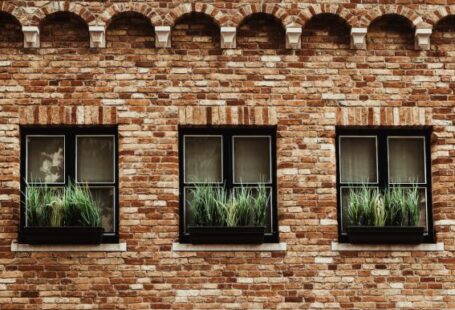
[187,184,269,244]
[346,185,424,244]
[21,182,104,244]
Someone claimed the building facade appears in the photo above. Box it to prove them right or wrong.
[1,1,455,309]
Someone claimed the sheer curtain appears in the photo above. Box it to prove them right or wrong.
[339,137,377,183]
[233,137,271,183]
[184,136,222,183]
[388,137,425,183]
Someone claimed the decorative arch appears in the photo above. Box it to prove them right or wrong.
[165,3,226,27]
[297,5,356,28]
[361,6,423,28]
[32,2,96,26]
[234,4,291,28]
[100,3,161,28]
[0,2,24,26]
[427,6,455,27]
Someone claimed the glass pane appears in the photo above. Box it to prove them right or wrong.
[90,187,115,233]
[339,137,377,183]
[26,187,64,227]
[233,186,272,233]
[77,136,115,183]
[184,136,222,183]
[340,187,427,232]
[340,187,378,233]
[389,137,425,184]
[234,137,271,183]
[27,136,65,183]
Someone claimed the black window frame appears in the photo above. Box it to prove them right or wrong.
[336,127,435,244]
[20,125,119,244]
[178,126,279,244]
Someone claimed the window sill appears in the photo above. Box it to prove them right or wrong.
[172,242,287,252]
[331,241,444,252]
[11,241,127,252]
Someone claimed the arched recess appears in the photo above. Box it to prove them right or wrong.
[360,6,423,28]
[106,12,155,49]
[0,12,23,48]
[32,2,96,26]
[237,13,286,50]
[367,14,415,53]
[430,15,455,54]
[297,5,356,29]
[172,12,221,53]
[165,3,226,27]
[40,12,90,48]
[233,3,290,28]
[100,3,161,28]
[302,13,351,51]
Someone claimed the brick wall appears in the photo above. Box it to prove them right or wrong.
[1,1,455,309]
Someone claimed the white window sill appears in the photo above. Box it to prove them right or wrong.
[331,241,444,252]
[172,242,287,252]
[11,241,127,252]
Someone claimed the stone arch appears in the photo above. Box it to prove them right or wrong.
[297,5,356,28]
[426,6,455,28]
[361,6,423,28]
[165,3,226,27]
[0,2,24,26]
[32,2,96,26]
[233,4,291,28]
[100,3,161,28]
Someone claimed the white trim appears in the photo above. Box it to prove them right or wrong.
[75,135,116,184]
[232,135,272,185]
[387,136,427,185]
[11,241,127,252]
[172,242,286,252]
[331,241,443,252]
[338,136,378,184]
[183,135,224,184]
[26,135,66,185]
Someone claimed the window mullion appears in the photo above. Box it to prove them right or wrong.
[378,132,388,190]
[225,132,233,191]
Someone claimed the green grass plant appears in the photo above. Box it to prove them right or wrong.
[346,184,421,227]
[25,182,102,227]
[189,183,270,227]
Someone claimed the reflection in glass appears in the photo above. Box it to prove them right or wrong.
[389,137,425,183]
[77,136,115,183]
[90,187,115,233]
[339,137,377,183]
[234,137,271,183]
[184,136,222,183]
[27,136,64,183]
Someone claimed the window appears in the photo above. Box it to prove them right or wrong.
[336,128,434,243]
[179,127,278,243]
[20,126,118,243]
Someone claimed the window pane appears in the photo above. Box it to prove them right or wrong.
[340,187,377,233]
[339,137,377,183]
[27,136,65,183]
[234,137,271,183]
[26,187,64,226]
[389,137,425,184]
[184,136,222,183]
[90,187,115,233]
[77,136,115,183]
[233,186,272,233]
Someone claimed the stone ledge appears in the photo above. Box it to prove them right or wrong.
[11,241,127,252]
[331,241,444,252]
[172,242,287,252]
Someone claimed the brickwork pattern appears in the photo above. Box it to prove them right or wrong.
[1,1,455,309]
